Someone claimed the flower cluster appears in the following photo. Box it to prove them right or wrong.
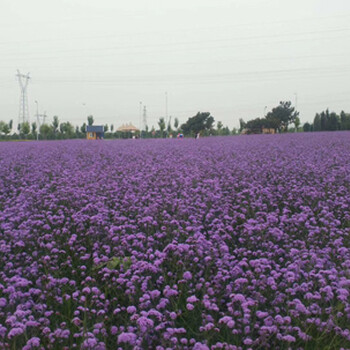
[0,133,349,349]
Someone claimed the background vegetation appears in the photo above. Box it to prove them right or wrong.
[1,102,350,141]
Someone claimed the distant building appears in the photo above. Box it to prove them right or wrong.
[86,125,104,140]
[241,127,276,135]
[117,123,139,133]
[262,128,276,134]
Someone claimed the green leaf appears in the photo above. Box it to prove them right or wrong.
[94,256,132,271]
[106,257,122,269]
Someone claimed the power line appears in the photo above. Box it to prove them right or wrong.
[0,12,349,45]
[28,64,350,86]
[1,51,349,73]
[1,26,350,58]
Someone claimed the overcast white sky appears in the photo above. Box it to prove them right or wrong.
[1,0,350,130]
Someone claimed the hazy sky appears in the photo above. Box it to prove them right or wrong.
[1,0,350,130]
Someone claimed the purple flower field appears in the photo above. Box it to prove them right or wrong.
[0,133,350,349]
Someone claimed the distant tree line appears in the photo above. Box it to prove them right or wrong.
[0,112,240,141]
[1,107,349,141]
[0,120,12,136]
[303,110,350,132]
[239,101,300,134]
[138,112,234,138]
[240,102,350,134]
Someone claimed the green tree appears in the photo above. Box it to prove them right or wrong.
[245,118,265,134]
[0,121,5,133]
[239,118,246,132]
[294,116,300,131]
[39,124,51,139]
[340,111,350,130]
[66,122,74,135]
[265,101,299,132]
[80,122,87,134]
[21,122,30,136]
[2,123,10,135]
[316,109,340,131]
[313,113,321,131]
[181,112,214,136]
[104,124,109,132]
[87,115,94,126]
[9,120,13,131]
[110,124,114,132]
[31,122,37,135]
[167,117,172,135]
[303,122,312,132]
[60,122,74,136]
[174,117,179,130]
[216,121,223,135]
[320,110,328,131]
[329,112,339,131]
[222,126,230,136]
[0,121,11,135]
[158,117,166,137]
[52,116,59,133]
[340,111,347,130]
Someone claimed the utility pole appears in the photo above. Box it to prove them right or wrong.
[294,93,298,133]
[167,115,172,136]
[143,106,147,137]
[35,100,39,141]
[42,113,47,125]
[139,101,142,138]
[16,70,31,127]
[35,100,47,140]
[165,92,168,137]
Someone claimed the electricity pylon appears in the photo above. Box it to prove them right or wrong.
[16,70,31,126]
